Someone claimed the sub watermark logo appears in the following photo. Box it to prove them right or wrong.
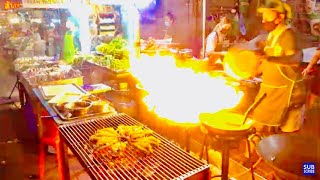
[303,162,316,176]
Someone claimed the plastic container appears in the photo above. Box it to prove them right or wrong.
[41,76,84,87]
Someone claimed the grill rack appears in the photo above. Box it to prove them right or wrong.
[59,113,210,180]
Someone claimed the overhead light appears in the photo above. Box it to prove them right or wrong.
[90,0,156,10]
[9,17,20,24]
[134,0,155,10]
[90,0,125,6]
[51,19,61,23]
[31,18,42,23]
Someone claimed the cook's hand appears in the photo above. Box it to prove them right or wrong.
[302,65,312,76]
[255,53,268,61]
[256,41,265,50]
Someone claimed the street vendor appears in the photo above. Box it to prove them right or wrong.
[205,16,232,58]
[45,24,61,57]
[251,0,306,133]
[162,12,176,41]
[202,16,232,70]
[62,16,81,64]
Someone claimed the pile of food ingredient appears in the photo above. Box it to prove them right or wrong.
[141,39,156,51]
[23,65,82,86]
[73,54,95,67]
[14,56,55,72]
[94,37,130,71]
[89,125,161,159]
[54,95,115,119]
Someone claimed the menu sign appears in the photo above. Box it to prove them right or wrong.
[22,0,71,8]
[4,0,23,10]
[0,0,23,10]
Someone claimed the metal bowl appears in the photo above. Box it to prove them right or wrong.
[65,101,92,117]
[91,100,110,113]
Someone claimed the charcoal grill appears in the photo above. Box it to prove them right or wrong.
[59,113,210,180]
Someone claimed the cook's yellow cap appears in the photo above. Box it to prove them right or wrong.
[257,0,292,19]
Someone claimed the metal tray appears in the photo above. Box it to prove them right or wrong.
[52,105,117,121]
[39,83,87,100]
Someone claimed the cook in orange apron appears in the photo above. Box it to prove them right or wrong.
[251,24,307,133]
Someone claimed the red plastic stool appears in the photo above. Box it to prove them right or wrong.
[38,111,65,180]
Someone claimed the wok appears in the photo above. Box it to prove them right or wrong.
[223,50,260,80]
[257,134,320,179]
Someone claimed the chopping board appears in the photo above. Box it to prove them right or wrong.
[40,84,86,100]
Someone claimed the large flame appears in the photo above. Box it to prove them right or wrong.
[130,54,244,124]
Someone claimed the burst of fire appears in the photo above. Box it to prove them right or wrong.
[130,54,244,124]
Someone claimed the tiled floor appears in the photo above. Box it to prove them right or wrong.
[0,55,91,179]
[0,106,91,180]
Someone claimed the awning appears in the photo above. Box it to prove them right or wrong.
[22,0,71,9]
[0,0,23,10]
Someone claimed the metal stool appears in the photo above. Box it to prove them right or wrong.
[199,111,256,180]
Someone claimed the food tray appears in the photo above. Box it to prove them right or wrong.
[52,105,117,121]
[39,83,87,100]
[40,76,83,86]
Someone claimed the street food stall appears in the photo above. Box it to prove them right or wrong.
[12,0,212,180]
[8,0,320,179]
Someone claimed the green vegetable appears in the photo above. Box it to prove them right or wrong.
[95,37,131,71]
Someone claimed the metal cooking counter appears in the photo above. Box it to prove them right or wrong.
[30,87,210,179]
[59,113,211,180]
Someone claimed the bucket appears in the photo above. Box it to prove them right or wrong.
[24,101,37,135]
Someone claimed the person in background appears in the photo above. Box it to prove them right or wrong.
[230,6,246,42]
[30,23,42,42]
[20,20,32,36]
[302,48,320,107]
[62,16,81,64]
[251,0,306,133]
[45,24,61,57]
[11,24,22,37]
[163,12,175,40]
[205,16,232,55]
[203,16,232,66]
[302,48,320,76]
[31,23,47,56]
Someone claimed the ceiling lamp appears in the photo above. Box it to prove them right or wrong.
[134,0,156,10]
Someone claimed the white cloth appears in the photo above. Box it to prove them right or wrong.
[205,31,218,53]
[303,47,319,63]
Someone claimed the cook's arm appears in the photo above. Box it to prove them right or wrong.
[267,50,302,66]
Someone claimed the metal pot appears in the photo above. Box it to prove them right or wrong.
[91,100,110,113]
[179,49,193,59]
[65,101,92,117]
